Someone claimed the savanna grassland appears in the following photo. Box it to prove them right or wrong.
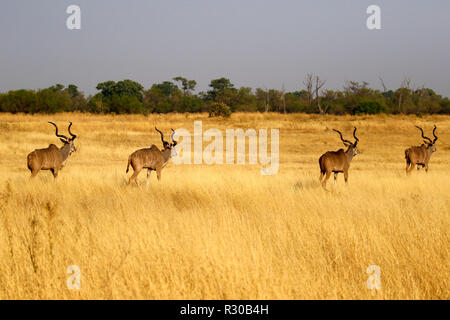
[0,112,448,300]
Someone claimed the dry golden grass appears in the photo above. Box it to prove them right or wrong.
[0,112,448,299]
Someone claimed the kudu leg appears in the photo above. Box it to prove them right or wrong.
[30,169,40,178]
[146,169,151,186]
[156,169,161,181]
[344,171,348,184]
[319,172,324,183]
[334,173,338,186]
[129,169,141,185]
[51,169,59,180]
[321,171,331,189]
[406,163,415,174]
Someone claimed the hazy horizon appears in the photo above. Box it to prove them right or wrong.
[1,0,449,97]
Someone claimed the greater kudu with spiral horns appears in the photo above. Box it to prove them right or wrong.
[405,125,438,174]
[318,127,360,189]
[27,122,77,179]
[126,127,178,185]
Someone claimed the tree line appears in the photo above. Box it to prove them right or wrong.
[0,75,448,115]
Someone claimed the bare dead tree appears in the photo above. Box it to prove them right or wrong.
[344,81,369,96]
[281,83,286,114]
[263,86,269,112]
[402,77,412,89]
[378,77,387,92]
[303,73,314,110]
[314,75,326,114]
[303,73,326,114]
[398,77,412,113]
[417,85,426,98]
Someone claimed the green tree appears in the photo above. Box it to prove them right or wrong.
[113,79,144,102]
[66,84,80,98]
[173,76,197,96]
[97,79,144,101]
[144,81,183,113]
[206,78,238,108]
[35,88,72,113]
[1,77,449,115]
[49,84,64,92]
[95,79,145,113]
[96,81,116,99]
[352,101,386,114]
[177,96,206,113]
[0,89,37,113]
[108,94,145,114]
[87,93,107,113]
[255,88,269,112]
[268,89,283,113]
[153,81,180,97]
[285,92,309,113]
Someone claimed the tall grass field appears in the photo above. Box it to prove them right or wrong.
[0,112,448,299]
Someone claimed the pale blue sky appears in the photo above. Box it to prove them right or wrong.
[0,0,449,96]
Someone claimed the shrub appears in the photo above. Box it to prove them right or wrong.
[108,94,146,114]
[176,96,206,113]
[0,89,37,113]
[208,102,232,118]
[35,89,72,113]
[352,101,386,115]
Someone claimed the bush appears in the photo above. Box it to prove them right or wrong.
[352,101,386,115]
[0,89,37,113]
[108,94,146,114]
[208,102,232,118]
[176,96,206,113]
[35,89,72,113]
[439,99,450,114]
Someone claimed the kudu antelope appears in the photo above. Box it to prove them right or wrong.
[405,125,438,174]
[27,122,77,179]
[126,127,178,185]
[319,127,360,189]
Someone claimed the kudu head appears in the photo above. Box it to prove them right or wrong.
[48,122,77,154]
[155,127,178,157]
[415,125,438,153]
[333,127,360,157]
